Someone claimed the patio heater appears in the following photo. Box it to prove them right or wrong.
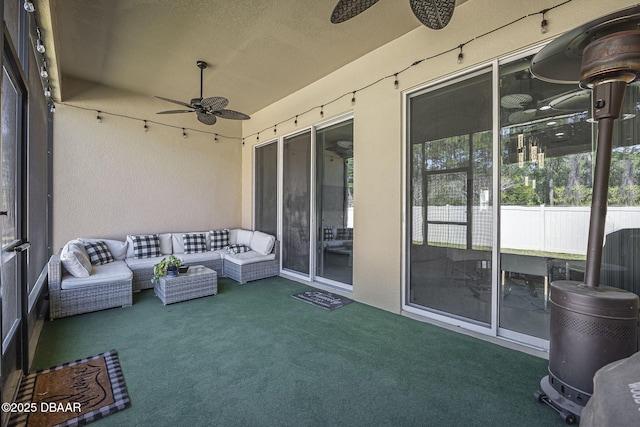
[529,5,640,424]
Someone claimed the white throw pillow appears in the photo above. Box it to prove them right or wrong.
[228,229,238,245]
[249,231,276,255]
[60,242,92,278]
[159,233,172,255]
[80,238,128,261]
[236,229,253,246]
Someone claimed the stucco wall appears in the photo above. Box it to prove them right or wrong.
[53,78,242,250]
[241,0,636,313]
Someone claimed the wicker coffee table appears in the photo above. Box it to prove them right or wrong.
[155,265,217,305]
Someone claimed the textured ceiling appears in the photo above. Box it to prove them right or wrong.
[45,0,467,115]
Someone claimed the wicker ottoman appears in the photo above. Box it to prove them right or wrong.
[154,265,217,305]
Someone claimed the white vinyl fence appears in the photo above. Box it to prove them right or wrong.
[412,205,640,255]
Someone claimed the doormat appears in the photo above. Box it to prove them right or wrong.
[8,349,130,427]
[291,290,353,310]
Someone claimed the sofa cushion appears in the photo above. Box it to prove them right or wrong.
[159,233,172,255]
[235,229,253,246]
[125,255,167,271]
[180,252,222,264]
[81,238,128,261]
[172,231,210,254]
[183,233,207,254]
[210,229,229,250]
[224,250,276,266]
[249,231,276,255]
[83,240,114,265]
[60,242,92,278]
[131,234,161,259]
[227,244,250,254]
[61,260,132,289]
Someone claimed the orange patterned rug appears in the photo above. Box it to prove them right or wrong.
[8,350,130,427]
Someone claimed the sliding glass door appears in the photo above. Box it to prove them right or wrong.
[282,131,312,275]
[407,68,494,326]
[315,119,354,286]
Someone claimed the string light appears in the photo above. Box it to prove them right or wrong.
[96,111,102,123]
[36,37,45,54]
[214,133,218,143]
[351,91,356,104]
[50,103,55,113]
[294,115,298,126]
[44,85,51,97]
[320,105,324,117]
[182,128,187,138]
[23,1,34,13]
[273,124,277,134]
[457,45,464,64]
[394,73,399,89]
[257,132,260,142]
[143,120,149,132]
[40,64,48,79]
[540,9,549,34]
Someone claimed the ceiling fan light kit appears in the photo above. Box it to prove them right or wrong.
[156,60,250,126]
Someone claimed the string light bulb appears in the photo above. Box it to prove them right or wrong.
[96,111,102,123]
[214,133,218,143]
[540,10,548,34]
[182,128,187,138]
[257,132,260,142]
[23,1,34,12]
[320,105,324,117]
[351,91,356,104]
[40,65,48,78]
[394,73,399,89]
[457,45,464,64]
[36,38,45,54]
[294,115,298,126]
[143,120,149,132]
[49,103,55,113]
[44,85,51,97]
[273,125,277,134]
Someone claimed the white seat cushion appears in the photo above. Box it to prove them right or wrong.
[224,250,276,266]
[61,261,132,289]
[124,255,166,270]
[180,252,222,264]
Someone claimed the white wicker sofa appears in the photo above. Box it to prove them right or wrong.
[48,229,279,319]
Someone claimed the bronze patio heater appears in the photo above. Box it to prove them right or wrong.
[530,5,640,424]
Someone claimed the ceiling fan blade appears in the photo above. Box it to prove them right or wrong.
[157,109,194,114]
[155,96,193,108]
[409,0,455,30]
[201,96,229,110]
[330,0,380,24]
[197,112,217,125]
[213,109,251,120]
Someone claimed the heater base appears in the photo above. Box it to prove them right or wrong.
[535,376,585,425]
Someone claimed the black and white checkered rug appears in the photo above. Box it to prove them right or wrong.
[8,349,130,427]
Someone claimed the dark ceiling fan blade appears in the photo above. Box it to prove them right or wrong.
[330,0,380,24]
[155,96,194,108]
[213,109,251,120]
[201,96,229,110]
[409,0,455,30]
[197,112,217,125]
[157,109,194,114]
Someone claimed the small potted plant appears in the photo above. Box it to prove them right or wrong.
[152,255,183,284]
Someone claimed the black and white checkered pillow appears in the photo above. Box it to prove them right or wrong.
[210,229,229,250]
[83,240,114,265]
[183,233,207,254]
[323,227,334,241]
[131,234,160,259]
[336,227,353,240]
[226,244,250,254]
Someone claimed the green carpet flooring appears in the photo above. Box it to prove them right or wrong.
[32,276,561,426]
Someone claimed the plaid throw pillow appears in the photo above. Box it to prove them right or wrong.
[226,244,250,254]
[210,229,229,250]
[83,240,114,265]
[183,233,207,254]
[336,228,353,240]
[131,234,161,259]
[323,227,334,241]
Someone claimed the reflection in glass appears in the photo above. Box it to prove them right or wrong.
[316,119,354,286]
[408,69,493,325]
[282,131,311,275]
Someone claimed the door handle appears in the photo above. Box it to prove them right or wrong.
[0,211,7,216]
[13,242,31,253]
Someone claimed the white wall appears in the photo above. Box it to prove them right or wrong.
[241,0,637,313]
[53,78,243,250]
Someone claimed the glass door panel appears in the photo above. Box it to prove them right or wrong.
[282,131,311,275]
[407,69,493,325]
[315,119,354,286]
[254,141,278,236]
